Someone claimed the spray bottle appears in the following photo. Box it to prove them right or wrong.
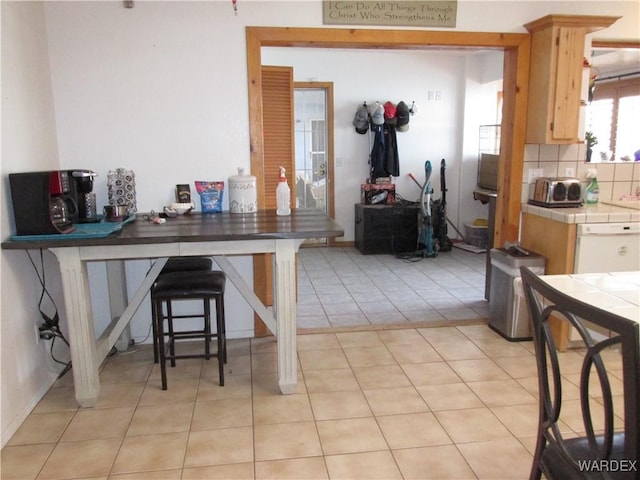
[585,169,599,205]
[276,166,291,216]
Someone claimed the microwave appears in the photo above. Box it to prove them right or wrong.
[528,177,582,208]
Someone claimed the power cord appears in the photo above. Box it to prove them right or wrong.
[131,320,153,346]
[26,250,72,378]
[391,193,418,206]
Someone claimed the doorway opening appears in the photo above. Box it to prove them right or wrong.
[294,82,335,245]
[247,27,531,250]
[247,26,530,335]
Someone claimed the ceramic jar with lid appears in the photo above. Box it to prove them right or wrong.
[228,168,257,213]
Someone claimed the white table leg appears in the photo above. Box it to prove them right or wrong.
[106,260,131,352]
[273,239,298,394]
[50,247,100,407]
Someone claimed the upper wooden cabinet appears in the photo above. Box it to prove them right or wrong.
[524,15,619,144]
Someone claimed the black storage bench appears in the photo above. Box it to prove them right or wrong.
[354,204,419,255]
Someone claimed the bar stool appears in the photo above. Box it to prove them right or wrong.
[152,270,226,390]
[150,257,214,363]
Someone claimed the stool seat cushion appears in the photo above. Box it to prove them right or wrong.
[160,257,213,275]
[153,271,226,298]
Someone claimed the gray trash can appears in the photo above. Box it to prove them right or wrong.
[489,247,545,341]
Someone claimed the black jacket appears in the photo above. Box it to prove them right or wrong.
[369,123,386,179]
[384,124,399,177]
[369,123,399,179]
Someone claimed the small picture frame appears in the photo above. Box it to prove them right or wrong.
[176,184,191,203]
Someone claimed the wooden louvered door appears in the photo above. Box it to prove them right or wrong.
[260,66,295,206]
[253,65,295,337]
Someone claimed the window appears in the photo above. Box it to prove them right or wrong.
[587,77,640,162]
[616,94,640,160]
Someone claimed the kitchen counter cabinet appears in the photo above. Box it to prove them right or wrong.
[520,202,640,274]
[521,212,577,351]
[520,202,639,351]
[520,213,577,275]
[524,15,618,144]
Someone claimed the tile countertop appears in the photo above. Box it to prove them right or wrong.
[521,202,640,224]
[539,271,640,326]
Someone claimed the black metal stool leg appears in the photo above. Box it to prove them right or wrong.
[203,298,211,360]
[167,300,176,367]
[155,297,168,391]
[151,295,159,363]
[216,295,225,386]
[217,293,227,364]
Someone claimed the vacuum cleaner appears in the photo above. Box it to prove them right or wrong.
[417,160,437,257]
[432,159,453,252]
[408,158,453,257]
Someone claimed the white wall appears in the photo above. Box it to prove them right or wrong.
[460,54,504,226]
[41,0,639,220]
[2,0,639,446]
[1,1,68,445]
[44,1,257,343]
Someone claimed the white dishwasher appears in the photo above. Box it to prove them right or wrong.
[574,222,640,273]
[571,222,639,343]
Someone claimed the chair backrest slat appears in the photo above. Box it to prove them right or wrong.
[520,266,639,480]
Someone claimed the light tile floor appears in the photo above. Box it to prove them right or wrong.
[4,325,545,480]
[2,247,624,479]
[0,247,500,479]
[2,323,626,480]
[296,246,489,330]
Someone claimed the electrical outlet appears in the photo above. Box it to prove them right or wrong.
[37,324,54,342]
[565,167,576,177]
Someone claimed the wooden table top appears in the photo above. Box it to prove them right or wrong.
[1,209,344,250]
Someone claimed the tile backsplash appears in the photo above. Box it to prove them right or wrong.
[521,143,640,203]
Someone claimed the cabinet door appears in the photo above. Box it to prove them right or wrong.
[525,15,619,144]
[550,26,585,142]
[527,25,584,144]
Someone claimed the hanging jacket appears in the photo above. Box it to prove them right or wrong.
[384,124,399,177]
[369,123,386,179]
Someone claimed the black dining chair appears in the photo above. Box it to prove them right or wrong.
[519,266,639,480]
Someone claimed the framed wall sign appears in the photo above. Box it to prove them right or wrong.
[322,1,457,28]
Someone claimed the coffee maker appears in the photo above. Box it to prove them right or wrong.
[9,171,78,235]
[70,170,99,223]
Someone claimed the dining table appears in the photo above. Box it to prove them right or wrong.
[535,271,640,342]
[1,209,344,407]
